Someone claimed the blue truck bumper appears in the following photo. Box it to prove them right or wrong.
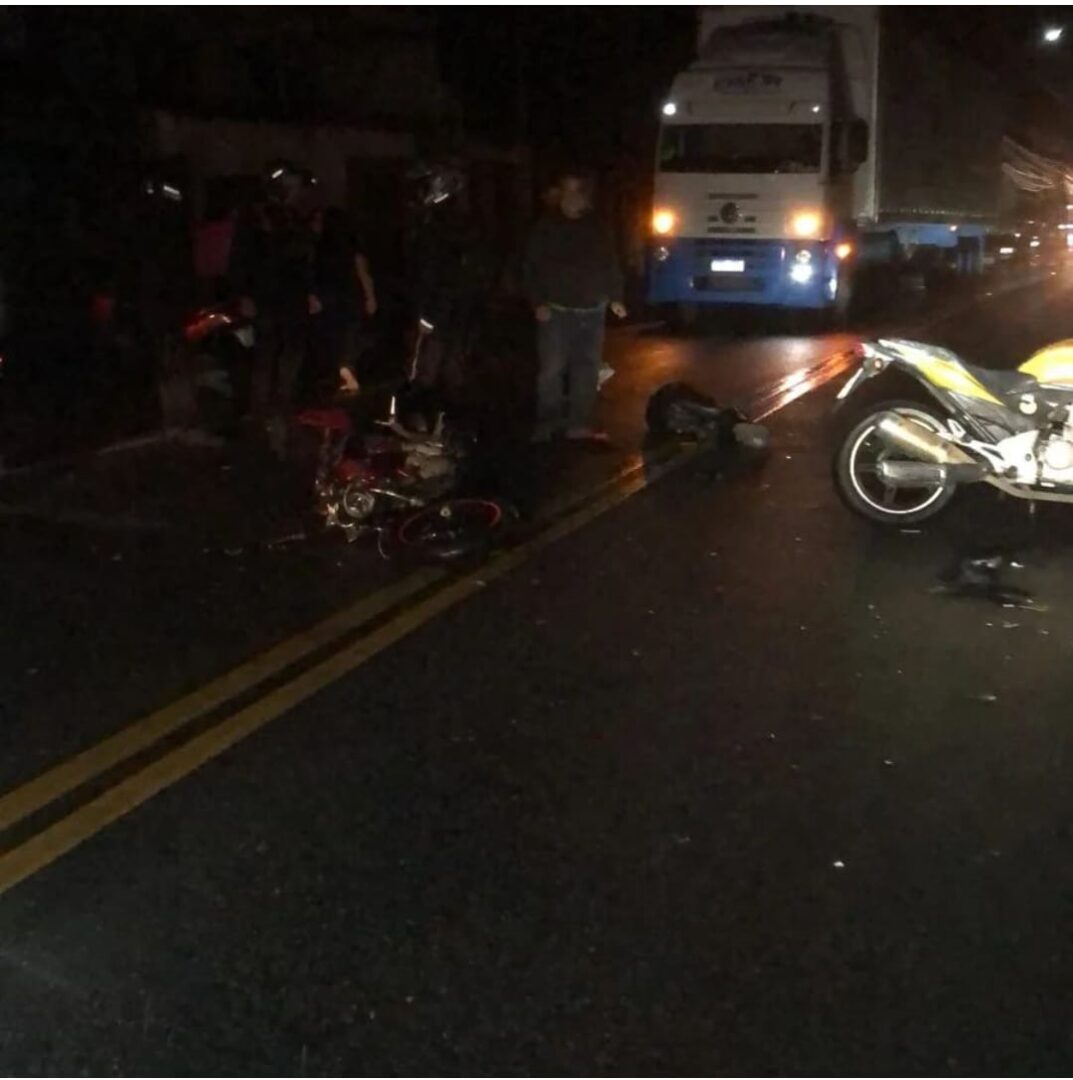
[647,237,841,310]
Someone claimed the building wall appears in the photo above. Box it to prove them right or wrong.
[147,111,416,214]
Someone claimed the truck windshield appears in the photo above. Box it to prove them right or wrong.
[659,123,822,174]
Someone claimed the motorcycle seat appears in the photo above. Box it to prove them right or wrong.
[963,363,1039,402]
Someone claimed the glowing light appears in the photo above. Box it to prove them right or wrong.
[1030,238,1041,248]
[794,249,812,264]
[999,246,1015,255]
[654,245,671,262]
[652,208,677,235]
[1044,26,1063,43]
[789,263,814,284]
[270,168,285,179]
[835,242,853,260]
[789,210,822,238]
[811,104,821,114]
[662,101,678,117]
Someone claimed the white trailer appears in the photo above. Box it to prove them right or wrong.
[648,6,1003,319]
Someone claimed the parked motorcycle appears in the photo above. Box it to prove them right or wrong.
[295,399,508,560]
[834,336,1073,524]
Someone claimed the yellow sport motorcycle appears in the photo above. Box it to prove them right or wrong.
[834,338,1073,525]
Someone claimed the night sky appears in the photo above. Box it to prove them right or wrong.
[438,7,1073,160]
[437,9,696,160]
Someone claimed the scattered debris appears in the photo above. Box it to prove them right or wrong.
[883,759,894,767]
[832,859,846,869]
[672,835,692,845]
[900,528,922,535]
[973,692,999,703]
[223,547,243,557]
[934,552,1043,610]
[1001,621,1020,630]
[266,530,307,549]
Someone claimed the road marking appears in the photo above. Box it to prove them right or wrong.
[0,456,666,895]
[0,338,863,895]
[0,565,444,834]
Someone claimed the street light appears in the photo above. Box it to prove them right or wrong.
[1043,26,1063,43]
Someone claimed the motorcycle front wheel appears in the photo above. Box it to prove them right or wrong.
[834,400,958,525]
[395,497,510,563]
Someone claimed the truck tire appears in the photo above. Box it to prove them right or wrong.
[830,266,854,326]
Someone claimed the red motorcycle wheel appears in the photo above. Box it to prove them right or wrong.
[395,498,507,562]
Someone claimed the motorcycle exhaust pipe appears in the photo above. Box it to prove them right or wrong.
[876,460,986,487]
[875,412,975,466]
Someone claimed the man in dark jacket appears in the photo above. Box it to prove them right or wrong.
[522,171,626,442]
[229,160,320,454]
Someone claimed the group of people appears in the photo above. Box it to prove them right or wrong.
[224,160,376,451]
[211,158,627,452]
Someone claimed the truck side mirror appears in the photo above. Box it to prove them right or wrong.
[849,119,869,168]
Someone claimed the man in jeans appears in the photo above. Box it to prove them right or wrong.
[523,172,626,442]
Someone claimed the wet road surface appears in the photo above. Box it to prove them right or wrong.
[3,274,1073,1072]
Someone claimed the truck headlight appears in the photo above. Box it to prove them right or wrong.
[790,263,815,284]
[652,209,677,236]
[789,211,822,238]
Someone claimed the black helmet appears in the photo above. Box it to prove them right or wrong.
[409,161,466,207]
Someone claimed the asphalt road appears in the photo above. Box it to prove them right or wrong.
[4,274,1073,1074]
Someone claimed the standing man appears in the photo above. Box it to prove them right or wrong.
[312,206,377,395]
[523,170,626,443]
[229,159,320,455]
[408,161,490,415]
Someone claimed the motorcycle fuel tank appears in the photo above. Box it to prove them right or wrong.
[1019,341,1073,386]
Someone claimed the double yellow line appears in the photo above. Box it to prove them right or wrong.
[0,451,669,896]
[0,344,854,897]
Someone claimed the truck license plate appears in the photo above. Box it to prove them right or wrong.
[710,259,745,273]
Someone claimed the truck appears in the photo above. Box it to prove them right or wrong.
[647,6,1007,323]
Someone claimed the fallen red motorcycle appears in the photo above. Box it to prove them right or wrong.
[294,401,510,561]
